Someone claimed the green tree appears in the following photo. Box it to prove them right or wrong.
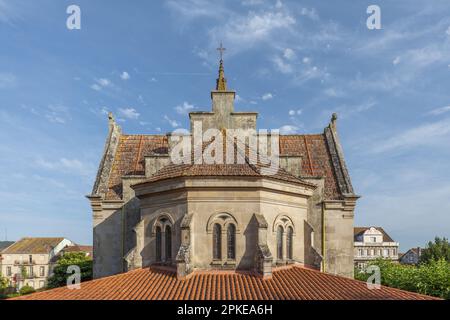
[420,237,450,264]
[47,252,92,289]
[20,266,28,279]
[0,274,7,290]
[19,285,35,295]
[356,258,450,299]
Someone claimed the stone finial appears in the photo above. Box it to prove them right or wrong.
[331,113,338,131]
[108,112,115,124]
[331,113,338,123]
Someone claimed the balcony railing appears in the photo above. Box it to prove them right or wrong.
[13,260,36,265]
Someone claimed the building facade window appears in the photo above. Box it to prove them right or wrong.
[39,266,45,277]
[207,213,239,264]
[152,214,174,264]
[227,224,236,260]
[165,225,172,262]
[155,226,162,262]
[29,255,33,264]
[213,223,222,260]
[6,266,11,276]
[287,227,293,260]
[277,226,284,260]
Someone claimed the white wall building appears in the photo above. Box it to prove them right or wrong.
[0,238,74,290]
[354,227,399,269]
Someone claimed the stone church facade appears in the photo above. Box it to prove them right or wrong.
[88,59,359,280]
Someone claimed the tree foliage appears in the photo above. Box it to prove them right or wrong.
[47,252,93,289]
[0,274,7,291]
[19,285,36,295]
[420,237,450,264]
[355,258,450,299]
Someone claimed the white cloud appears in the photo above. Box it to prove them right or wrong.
[279,125,299,134]
[0,72,16,88]
[283,48,296,60]
[166,0,228,20]
[210,10,296,50]
[300,7,319,21]
[370,118,450,154]
[35,157,93,177]
[164,115,180,128]
[91,78,112,91]
[90,84,102,91]
[261,93,273,101]
[272,56,293,74]
[97,78,111,86]
[288,109,302,116]
[302,57,311,64]
[427,105,450,116]
[446,26,450,36]
[324,87,344,97]
[175,102,195,115]
[118,107,140,119]
[45,104,71,124]
[120,71,130,80]
[393,56,401,65]
[241,0,264,6]
[0,0,20,24]
[293,65,329,85]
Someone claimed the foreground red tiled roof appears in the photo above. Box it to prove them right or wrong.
[105,134,341,200]
[11,265,437,300]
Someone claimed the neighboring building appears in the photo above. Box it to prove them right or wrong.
[87,56,360,280]
[354,227,399,269]
[0,238,74,290]
[0,241,14,252]
[60,245,93,258]
[399,247,422,265]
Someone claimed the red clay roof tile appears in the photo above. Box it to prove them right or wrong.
[11,265,438,300]
[105,134,341,201]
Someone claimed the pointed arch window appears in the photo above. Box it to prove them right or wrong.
[165,225,172,261]
[287,226,293,260]
[227,224,236,260]
[277,226,284,260]
[155,226,162,262]
[213,224,222,260]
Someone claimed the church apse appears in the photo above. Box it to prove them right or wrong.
[87,46,359,279]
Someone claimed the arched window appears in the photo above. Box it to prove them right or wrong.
[155,226,162,262]
[165,225,172,261]
[213,223,222,260]
[227,224,236,260]
[277,226,284,260]
[287,226,293,260]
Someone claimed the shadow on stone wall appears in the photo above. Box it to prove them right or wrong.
[238,215,258,270]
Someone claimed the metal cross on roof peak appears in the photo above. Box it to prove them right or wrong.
[217,42,226,61]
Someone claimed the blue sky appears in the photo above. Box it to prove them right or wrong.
[0,0,449,251]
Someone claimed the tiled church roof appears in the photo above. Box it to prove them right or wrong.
[104,134,341,201]
[11,265,437,300]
